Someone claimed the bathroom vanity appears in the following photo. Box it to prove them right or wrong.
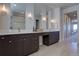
[0,3,60,56]
[0,31,59,56]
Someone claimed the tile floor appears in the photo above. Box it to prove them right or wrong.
[30,40,79,56]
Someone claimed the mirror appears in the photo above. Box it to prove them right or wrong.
[10,3,26,30]
[0,3,53,32]
[10,12,25,30]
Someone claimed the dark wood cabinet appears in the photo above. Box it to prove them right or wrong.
[24,34,39,55]
[0,33,39,56]
[30,34,39,53]
[23,34,32,55]
[43,31,59,46]
[15,37,24,56]
[0,35,24,56]
[0,31,59,56]
[0,36,17,56]
[43,35,49,45]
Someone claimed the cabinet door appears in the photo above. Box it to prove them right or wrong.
[31,34,39,52]
[14,36,24,56]
[0,39,2,55]
[0,36,17,56]
[0,35,24,56]
[7,35,24,56]
[0,36,6,56]
[7,39,17,56]
[4,36,18,56]
[23,34,39,55]
[23,34,32,55]
[54,32,59,42]
[49,32,59,44]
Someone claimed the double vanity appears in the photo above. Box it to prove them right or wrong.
[0,31,59,56]
[0,3,60,56]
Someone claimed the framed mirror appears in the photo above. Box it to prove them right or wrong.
[10,3,26,30]
[10,12,25,30]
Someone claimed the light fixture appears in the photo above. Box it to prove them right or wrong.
[13,4,16,6]
[2,4,7,12]
[1,4,7,15]
[42,17,46,21]
[27,13,32,18]
[51,20,55,23]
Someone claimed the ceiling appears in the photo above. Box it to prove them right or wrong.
[34,3,79,17]
[11,3,26,13]
[10,3,79,17]
[44,3,78,9]
[10,3,78,12]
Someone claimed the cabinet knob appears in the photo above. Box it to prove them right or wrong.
[9,41,12,43]
[24,39,26,40]
[1,37,5,39]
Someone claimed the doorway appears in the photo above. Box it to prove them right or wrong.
[64,11,78,42]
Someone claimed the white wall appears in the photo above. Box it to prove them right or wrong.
[0,4,61,35]
[39,7,61,32]
[0,4,11,31]
[52,7,61,42]
[41,7,47,31]
[25,4,35,32]
[61,4,79,43]
[35,6,54,32]
[33,6,61,32]
[60,8,64,42]
[53,7,61,30]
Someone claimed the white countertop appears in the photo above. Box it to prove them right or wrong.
[0,29,59,35]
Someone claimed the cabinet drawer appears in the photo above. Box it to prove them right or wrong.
[0,35,18,41]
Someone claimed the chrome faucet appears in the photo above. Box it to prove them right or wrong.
[18,28,20,32]
[33,26,36,32]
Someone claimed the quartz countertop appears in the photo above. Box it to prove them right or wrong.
[0,29,59,35]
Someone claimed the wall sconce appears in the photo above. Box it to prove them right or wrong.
[42,17,46,21]
[2,5,7,12]
[27,13,32,18]
[1,4,7,15]
[13,4,16,6]
[51,19,55,23]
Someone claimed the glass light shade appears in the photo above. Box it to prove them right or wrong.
[27,13,32,18]
[42,17,46,21]
[2,5,7,12]
[51,20,55,23]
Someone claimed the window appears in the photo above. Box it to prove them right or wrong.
[73,24,77,32]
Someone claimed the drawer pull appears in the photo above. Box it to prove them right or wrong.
[9,41,12,43]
